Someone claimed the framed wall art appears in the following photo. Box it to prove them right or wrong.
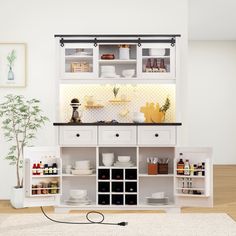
[0,43,26,88]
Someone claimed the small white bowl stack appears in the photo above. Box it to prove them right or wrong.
[114,156,134,167]
[101,66,120,78]
[65,189,91,205]
[71,160,94,175]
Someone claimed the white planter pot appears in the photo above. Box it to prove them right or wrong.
[10,187,25,209]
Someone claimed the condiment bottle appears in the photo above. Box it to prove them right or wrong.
[48,166,53,175]
[177,153,184,175]
[159,59,166,72]
[190,164,194,176]
[44,164,49,175]
[52,163,58,175]
[32,163,37,175]
[36,163,41,175]
[184,159,190,176]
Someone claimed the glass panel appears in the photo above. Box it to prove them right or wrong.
[65,48,93,73]
[142,48,170,73]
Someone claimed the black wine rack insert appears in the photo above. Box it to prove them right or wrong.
[97,168,138,205]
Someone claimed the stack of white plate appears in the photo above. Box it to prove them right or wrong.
[146,192,169,205]
[100,66,120,78]
[114,161,134,167]
[65,189,92,206]
[71,160,94,175]
[65,197,91,206]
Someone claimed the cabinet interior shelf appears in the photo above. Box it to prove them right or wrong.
[142,56,170,59]
[139,174,174,177]
[175,175,205,178]
[32,175,60,178]
[85,105,104,109]
[99,59,136,64]
[62,174,96,177]
[175,194,208,198]
[176,187,204,191]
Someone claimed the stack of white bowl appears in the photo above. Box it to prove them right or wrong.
[102,153,115,167]
[114,156,134,167]
[101,66,119,78]
[65,189,91,205]
[71,160,93,175]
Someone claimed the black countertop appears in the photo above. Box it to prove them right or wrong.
[53,122,182,126]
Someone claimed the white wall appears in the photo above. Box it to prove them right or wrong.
[0,0,188,199]
[187,41,236,164]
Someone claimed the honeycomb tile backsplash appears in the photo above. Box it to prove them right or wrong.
[59,84,175,123]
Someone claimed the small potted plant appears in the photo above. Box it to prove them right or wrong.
[0,95,49,208]
[112,85,120,100]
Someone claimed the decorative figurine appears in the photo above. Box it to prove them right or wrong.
[69,98,82,123]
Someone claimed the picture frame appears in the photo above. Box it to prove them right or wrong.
[0,43,27,88]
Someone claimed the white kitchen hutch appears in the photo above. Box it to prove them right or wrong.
[23,35,213,213]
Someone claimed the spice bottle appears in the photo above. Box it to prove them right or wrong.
[152,58,159,72]
[145,59,152,72]
[190,164,194,176]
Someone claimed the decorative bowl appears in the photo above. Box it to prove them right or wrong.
[118,156,131,163]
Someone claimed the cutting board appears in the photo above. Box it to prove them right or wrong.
[140,102,164,123]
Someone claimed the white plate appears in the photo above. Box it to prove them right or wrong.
[71,169,94,175]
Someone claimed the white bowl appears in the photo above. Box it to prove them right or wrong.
[102,153,114,161]
[149,48,166,56]
[101,66,115,72]
[118,156,131,163]
[151,192,165,199]
[122,69,135,78]
[70,189,87,199]
[102,160,114,167]
[133,117,145,123]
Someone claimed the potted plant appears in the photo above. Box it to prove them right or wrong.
[0,95,49,208]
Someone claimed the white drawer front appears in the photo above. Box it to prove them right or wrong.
[59,126,97,146]
[98,126,136,146]
[138,126,176,146]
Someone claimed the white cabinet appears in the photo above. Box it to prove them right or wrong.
[98,126,136,146]
[138,126,176,146]
[59,126,97,146]
[137,43,176,79]
[61,43,98,79]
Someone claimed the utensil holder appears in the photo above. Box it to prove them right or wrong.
[158,163,168,174]
[148,163,158,175]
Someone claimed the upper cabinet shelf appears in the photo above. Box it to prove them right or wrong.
[60,40,177,83]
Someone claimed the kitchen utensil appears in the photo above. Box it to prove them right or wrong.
[149,48,166,56]
[122,69,135,78]
[117,156,131,163]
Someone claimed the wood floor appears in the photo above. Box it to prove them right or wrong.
[1,165,236,220]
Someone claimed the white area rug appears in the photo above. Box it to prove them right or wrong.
[0,213,236,236]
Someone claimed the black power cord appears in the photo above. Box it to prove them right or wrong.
[40,207,128,226]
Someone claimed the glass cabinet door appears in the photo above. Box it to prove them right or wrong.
[61,43,98,79]
[137,43,175,79]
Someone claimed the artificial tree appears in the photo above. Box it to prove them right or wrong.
[0,94,49,188]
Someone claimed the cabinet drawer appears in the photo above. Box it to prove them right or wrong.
[98,126,136,146]
[138,126,176,146]
[59,126,97,146]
